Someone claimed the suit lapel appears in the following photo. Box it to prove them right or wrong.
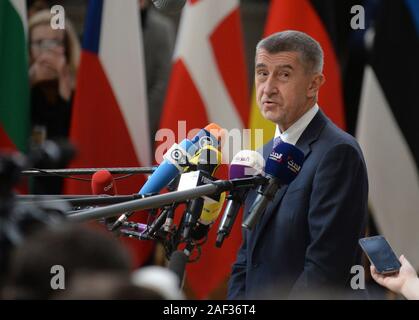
[249,110,328,254]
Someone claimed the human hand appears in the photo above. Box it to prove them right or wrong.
[30,48,73,100]
[371,255,419,298]
[38,48,67,77]
[30,47,66,83]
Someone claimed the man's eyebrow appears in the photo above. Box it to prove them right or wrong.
[255,63,294,70]
[276,64,294,70]
[255,63,267,69]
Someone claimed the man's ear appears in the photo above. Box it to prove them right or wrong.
[307,73,325,98]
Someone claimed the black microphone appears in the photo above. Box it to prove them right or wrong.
[216,150,265,247]
[180,145,222,239]
[151,0,186,13]
[242,142,304,230]
[190,191,226,241]
[168,250,188,288]
[181,197,204,239]
[111,123,223,231]
[147,206,170,237]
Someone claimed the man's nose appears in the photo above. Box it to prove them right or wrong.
[263,75,278,96]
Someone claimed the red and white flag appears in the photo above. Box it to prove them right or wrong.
[65,0,153,267]
[159,0,249,299]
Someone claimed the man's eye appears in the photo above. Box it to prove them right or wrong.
[257,70,268,77]
[280,72,290,79]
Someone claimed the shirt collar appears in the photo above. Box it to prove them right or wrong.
[274,103,319,145]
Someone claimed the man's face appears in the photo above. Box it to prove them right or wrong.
[255,49,320,131]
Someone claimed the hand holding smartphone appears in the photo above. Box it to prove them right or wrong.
[359,235,401,275]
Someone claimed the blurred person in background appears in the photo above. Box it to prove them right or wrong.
[0,152,67,292]
[27,0,49,18]
[56,272,166,300]
[371,255,419,300]
[138,0,176,270]
[3,224,131,299]
[132,266,185,299]
[139,0,175,148]
[28,9,80,194]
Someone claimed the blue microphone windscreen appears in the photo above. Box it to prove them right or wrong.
[137,123,222,195]
[180,138,198,157]
[139,161,180,194]
[265,142,304,185]
[189,128,219,150]
[139,138,194,194]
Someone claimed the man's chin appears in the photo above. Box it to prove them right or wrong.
[262,111,282,124]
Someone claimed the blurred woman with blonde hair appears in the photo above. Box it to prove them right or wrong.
[28,10,80,193]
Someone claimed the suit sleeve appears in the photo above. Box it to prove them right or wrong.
[290,143,368,298]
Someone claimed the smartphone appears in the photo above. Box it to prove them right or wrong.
[359,235,402,275]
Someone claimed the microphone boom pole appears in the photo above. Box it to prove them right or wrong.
[21,194,148,207]
[67,181,232,223]
[21,167,157,177]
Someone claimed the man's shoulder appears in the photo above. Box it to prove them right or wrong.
[256,111,364,160]
[316,116,364,157]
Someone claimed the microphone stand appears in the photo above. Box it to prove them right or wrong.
[67,181,230,223]
[21,167,157,177]
[67,176,266,223]
[19,194,149,207]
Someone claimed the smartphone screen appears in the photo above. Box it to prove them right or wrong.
[359,235,402,274]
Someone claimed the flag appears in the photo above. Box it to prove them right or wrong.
[249,0,346,149]
[159,0,249,299]
[0,0,29,153]
[356,0,419,269]
[65,0,153,267]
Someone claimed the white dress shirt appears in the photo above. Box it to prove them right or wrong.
[274,104,319,145]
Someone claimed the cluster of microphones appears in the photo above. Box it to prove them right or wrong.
[2,123,305,287]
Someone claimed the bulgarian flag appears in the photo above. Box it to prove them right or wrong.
[0,0,29,153]
[249,0,346,149]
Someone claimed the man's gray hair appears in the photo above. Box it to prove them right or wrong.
[256,30,324,73]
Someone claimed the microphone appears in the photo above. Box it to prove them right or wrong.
[216,150,265,247]
[91,170,117,196]
[188,143,222,175]
[139,123,222,195]
[151,0,186,13]
[242,142,304,230]
[167,250,188,289]
[179,145,222,239]
[190,191,226,241]
[91,170,119,227]
[111,123,223,231]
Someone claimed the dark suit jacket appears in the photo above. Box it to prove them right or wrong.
[228,110,369,299]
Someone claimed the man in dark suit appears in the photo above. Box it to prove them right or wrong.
[228,30,368,299]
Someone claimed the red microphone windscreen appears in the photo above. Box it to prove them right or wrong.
[91,170,117,195]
